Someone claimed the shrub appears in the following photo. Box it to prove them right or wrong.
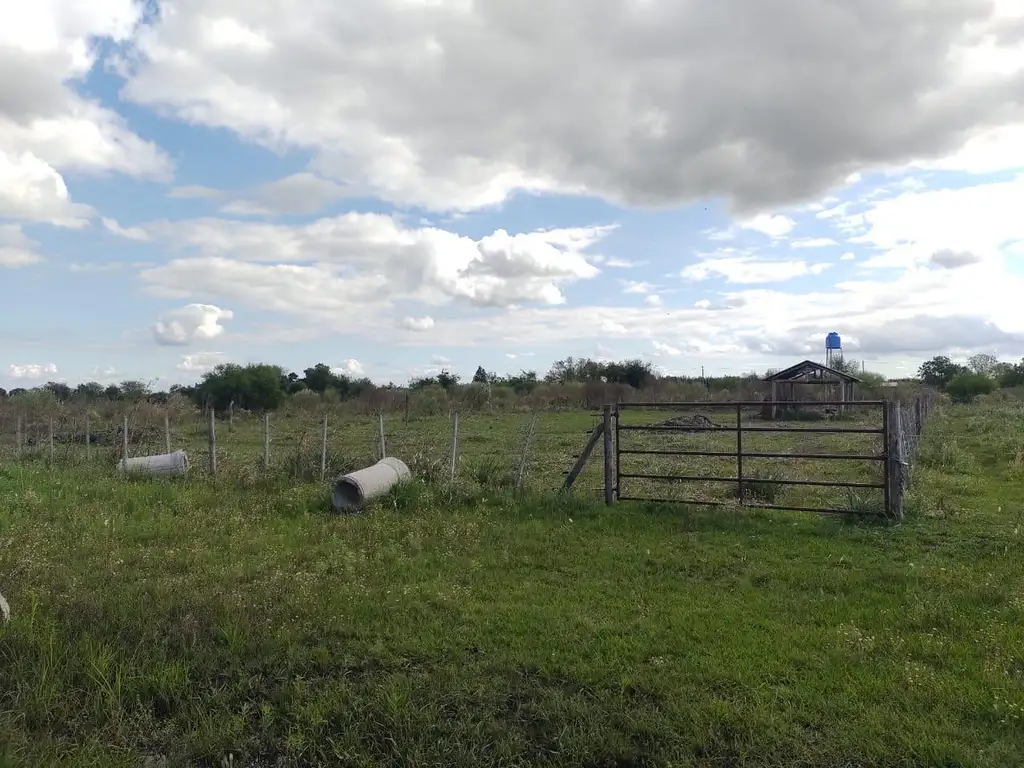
[945,373,995,404]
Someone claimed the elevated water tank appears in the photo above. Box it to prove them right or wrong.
[825,332,842,350]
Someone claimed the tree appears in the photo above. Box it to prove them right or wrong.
[43,381,73,401]
[75,382,105,402]
[119,380,151,402]
[472,366,490,384]
[918,356,968,389]
[967,353,999,376]
[196,363,287,412]
[436,369,460,390]
[0,388,6,399]
[104,384,122,400]
[946,372,995,403]
[302,363,336,394]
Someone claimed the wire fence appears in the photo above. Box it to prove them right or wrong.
[0,393,937,514]
[0,406,607,500]
[893,393,936,496]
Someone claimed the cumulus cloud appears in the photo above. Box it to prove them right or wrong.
[120,0,1024,214]
[177,352,227,373]
[0,2,170,180]
[0,224,43,267]
[8,363,58,379]
[682,254,831,284]
[652,340,682,356]
[402,316,435,332]
[153,304,234,346]
[138,215,607,320]
[930,249,982,269]
[0,151,93,226]
[219,173,354,216]
[739,214,796,238]
[333,359,365,376]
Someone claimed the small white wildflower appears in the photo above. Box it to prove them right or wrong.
[0,592,8,623]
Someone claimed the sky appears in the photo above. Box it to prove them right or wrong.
[3,0,1024,390]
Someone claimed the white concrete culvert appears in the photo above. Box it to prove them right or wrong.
[118,450,190,477]
[332,457,411,513]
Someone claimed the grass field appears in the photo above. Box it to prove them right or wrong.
[1,400,1022,766]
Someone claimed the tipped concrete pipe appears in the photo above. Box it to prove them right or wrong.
[118,450,190,477]
[333,457,411,512]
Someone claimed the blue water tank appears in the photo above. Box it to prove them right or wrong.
[825,332,842,350]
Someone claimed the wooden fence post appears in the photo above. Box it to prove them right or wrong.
[122,415,129,459]
[603,404,614,505]
[320,413,328,482]
[16,415,21,459]
[208,409,217,475]
[378,413,387,460]
[449,412,459,483]
[85,416,90,461]
[264,412,271,468]
[165,412,172,454]
[228,401,234,433]
[885,400,903,521]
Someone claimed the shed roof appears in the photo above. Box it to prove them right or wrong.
[763,359,861,384]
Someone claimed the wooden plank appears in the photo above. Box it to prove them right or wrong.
[563,421,605,490]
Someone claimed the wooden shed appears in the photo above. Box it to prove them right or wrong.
[762,360,860,419]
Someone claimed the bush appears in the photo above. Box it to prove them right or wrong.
[945,373,995,404]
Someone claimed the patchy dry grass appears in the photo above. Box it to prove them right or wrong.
[0,401,1022,766]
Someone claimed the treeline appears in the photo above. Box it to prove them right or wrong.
[12,351,1022,411]
[917,353,1024,402]
[0,357,731,411]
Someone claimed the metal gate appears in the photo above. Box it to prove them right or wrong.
[611,400,894,517]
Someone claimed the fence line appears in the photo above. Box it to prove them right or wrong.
[0,394,939,510]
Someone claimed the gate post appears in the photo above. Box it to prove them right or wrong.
[884,400,903,521]
[603,404,614,505]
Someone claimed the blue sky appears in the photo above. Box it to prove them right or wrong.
[3,0,1024,390]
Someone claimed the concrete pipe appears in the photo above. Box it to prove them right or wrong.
[118,450,190,477]
[332,457,411,512]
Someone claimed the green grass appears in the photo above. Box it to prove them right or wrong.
[1,401,1022,766]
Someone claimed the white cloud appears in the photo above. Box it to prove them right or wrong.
[119,0,1024,214]
[739,214,796,238]
[645,294,663,307]
[177,352,227,373]
[219,173,353,216]
[101,217,149,241]
[334,358,365,376]
[682,254,831,284]
[791,237,838,249]
[840,252,856,261]
[0,2,171,180]
[139,215,608,318]
[0,224,43,267]
[652,340,682,356]
[8,363,58,379]
[0,150,93,226]
[621,280,656,294]
[153,304,234,346]
[402,316,435,332]
[845,174,1024,270]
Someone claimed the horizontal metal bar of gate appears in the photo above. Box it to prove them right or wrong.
[618,448,885,461]
[618,424,883,434]
[616,496,884,517]
[619,400,885,408]
[618,472,884,489]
